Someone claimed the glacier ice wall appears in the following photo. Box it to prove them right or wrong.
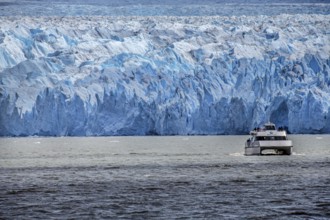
[0,15,330,136]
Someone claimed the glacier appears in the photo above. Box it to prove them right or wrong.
[0,14,330,136]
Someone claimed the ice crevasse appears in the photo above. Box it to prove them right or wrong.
[0,15,330,136]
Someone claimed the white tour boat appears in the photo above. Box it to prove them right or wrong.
[245,122,293,156]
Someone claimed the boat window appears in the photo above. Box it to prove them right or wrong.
[256,136,286,141]
[265,125,276,130]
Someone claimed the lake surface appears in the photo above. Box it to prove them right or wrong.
[0,135,329,219]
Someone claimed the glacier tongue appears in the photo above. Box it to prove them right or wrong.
[0,15,330,136]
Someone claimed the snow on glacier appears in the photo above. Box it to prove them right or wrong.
[0,14,330,136]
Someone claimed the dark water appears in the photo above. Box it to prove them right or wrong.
[0,135,330,219]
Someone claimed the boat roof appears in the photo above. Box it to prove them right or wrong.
[250,122,287,136]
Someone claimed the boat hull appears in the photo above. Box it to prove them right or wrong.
[245,140,293,156]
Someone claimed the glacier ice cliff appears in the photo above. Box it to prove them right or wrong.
[0,15,330,136]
